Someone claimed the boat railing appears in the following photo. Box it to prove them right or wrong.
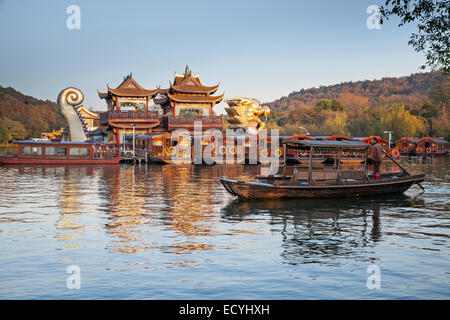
[93,146,120,158]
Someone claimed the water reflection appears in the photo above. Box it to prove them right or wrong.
[221,195,421,265]
[56,165,116,247]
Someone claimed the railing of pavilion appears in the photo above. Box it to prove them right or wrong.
[99,111,159,124]
[162,115,223,130]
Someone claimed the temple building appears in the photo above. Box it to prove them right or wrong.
[155,65,224,117]
[154,65,224,131]
[98,67,224,145]
[98,74,161,144]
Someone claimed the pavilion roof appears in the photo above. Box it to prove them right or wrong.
[170,65,220,94]
[98,74,159,99]
[77,106,99,119]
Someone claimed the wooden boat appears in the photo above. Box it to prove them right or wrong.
[415,137,449,157]
[220,139,425,199]
[0,140,122,164]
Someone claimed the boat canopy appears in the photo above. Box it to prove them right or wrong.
[282,139,370,149]
[14,140,94,145]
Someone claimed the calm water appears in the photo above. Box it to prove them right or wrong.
[0,155,449,299]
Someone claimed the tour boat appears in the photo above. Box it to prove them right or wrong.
[220,139,425,199]
[0,140,122,165]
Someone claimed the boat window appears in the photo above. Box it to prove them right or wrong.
[45,146,66,156]
[21,146,42,156]
[69,147,90,156]
[425,141,430,148]
[153,140,162,146]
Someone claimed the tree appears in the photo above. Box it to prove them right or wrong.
[0,124,8,144]
[321,112,349,135]
[380,0,450,73]
[383,104,428,139]
[0,117,27,140]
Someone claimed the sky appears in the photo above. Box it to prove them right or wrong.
[0,0,427,114]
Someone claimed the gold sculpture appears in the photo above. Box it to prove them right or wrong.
[224,97,270,134]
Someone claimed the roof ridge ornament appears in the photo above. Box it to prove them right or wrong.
[184,64,191,77]
[123,72,132,81]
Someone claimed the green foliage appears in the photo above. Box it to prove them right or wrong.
[380,0,450,73]
[315,100,345,111]
[0,124,8,144]
[0,117,27,140]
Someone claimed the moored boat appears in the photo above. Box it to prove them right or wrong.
[0,140,121,165]
[220,139,425,199]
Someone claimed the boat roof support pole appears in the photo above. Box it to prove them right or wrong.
[308,146,313,185]
[363,148,368,183]
[337,147,342,183]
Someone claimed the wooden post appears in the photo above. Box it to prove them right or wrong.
[337,147,342,183]
[308,146,313,185]
[363,147,368,183]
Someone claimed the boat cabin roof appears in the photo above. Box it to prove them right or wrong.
[417,137,448,144]
[14,140,94,146]
[282,139,370,149]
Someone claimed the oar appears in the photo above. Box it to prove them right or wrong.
[382,150,410,175]
[382,150,425,191]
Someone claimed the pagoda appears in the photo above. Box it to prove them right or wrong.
[98,74,161,144]
[155,65,224,131]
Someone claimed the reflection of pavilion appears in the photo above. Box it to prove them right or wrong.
[98,165,228,255]
[100,165,152,254]
[160,165,218,254]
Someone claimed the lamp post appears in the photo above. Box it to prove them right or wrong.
[131,123,136,157]
[299,126,309,135]
[384,130,393,148]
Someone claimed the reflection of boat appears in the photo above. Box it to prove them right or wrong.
[0,140,121,164]
[220,139,425,199]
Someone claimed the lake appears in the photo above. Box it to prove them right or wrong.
[0,156,448,299]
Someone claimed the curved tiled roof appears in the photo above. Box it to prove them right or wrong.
[98,76,159,98]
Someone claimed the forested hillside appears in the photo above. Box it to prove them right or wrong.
[265,71,450,140]
[0,86,67,143]
[1,71,449,144]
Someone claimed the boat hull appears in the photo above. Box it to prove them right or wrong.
[220,174,425,199]
[0,156,122,165]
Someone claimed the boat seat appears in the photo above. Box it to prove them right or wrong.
[311,171,338,181]
[294,170,309,180]
[339,170,366,180]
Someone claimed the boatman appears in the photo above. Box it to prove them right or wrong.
[371,137,383,180]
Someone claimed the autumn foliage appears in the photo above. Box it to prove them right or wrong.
[0,86,67,143]
[265,71,449,140]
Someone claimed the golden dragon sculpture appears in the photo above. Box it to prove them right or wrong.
[224,97,270,134]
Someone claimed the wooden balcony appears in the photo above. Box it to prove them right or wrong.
[162,115,223,131]
[100,111,159,124]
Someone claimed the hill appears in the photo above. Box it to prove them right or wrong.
[0,86,67,143]
[264,71,449,140]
